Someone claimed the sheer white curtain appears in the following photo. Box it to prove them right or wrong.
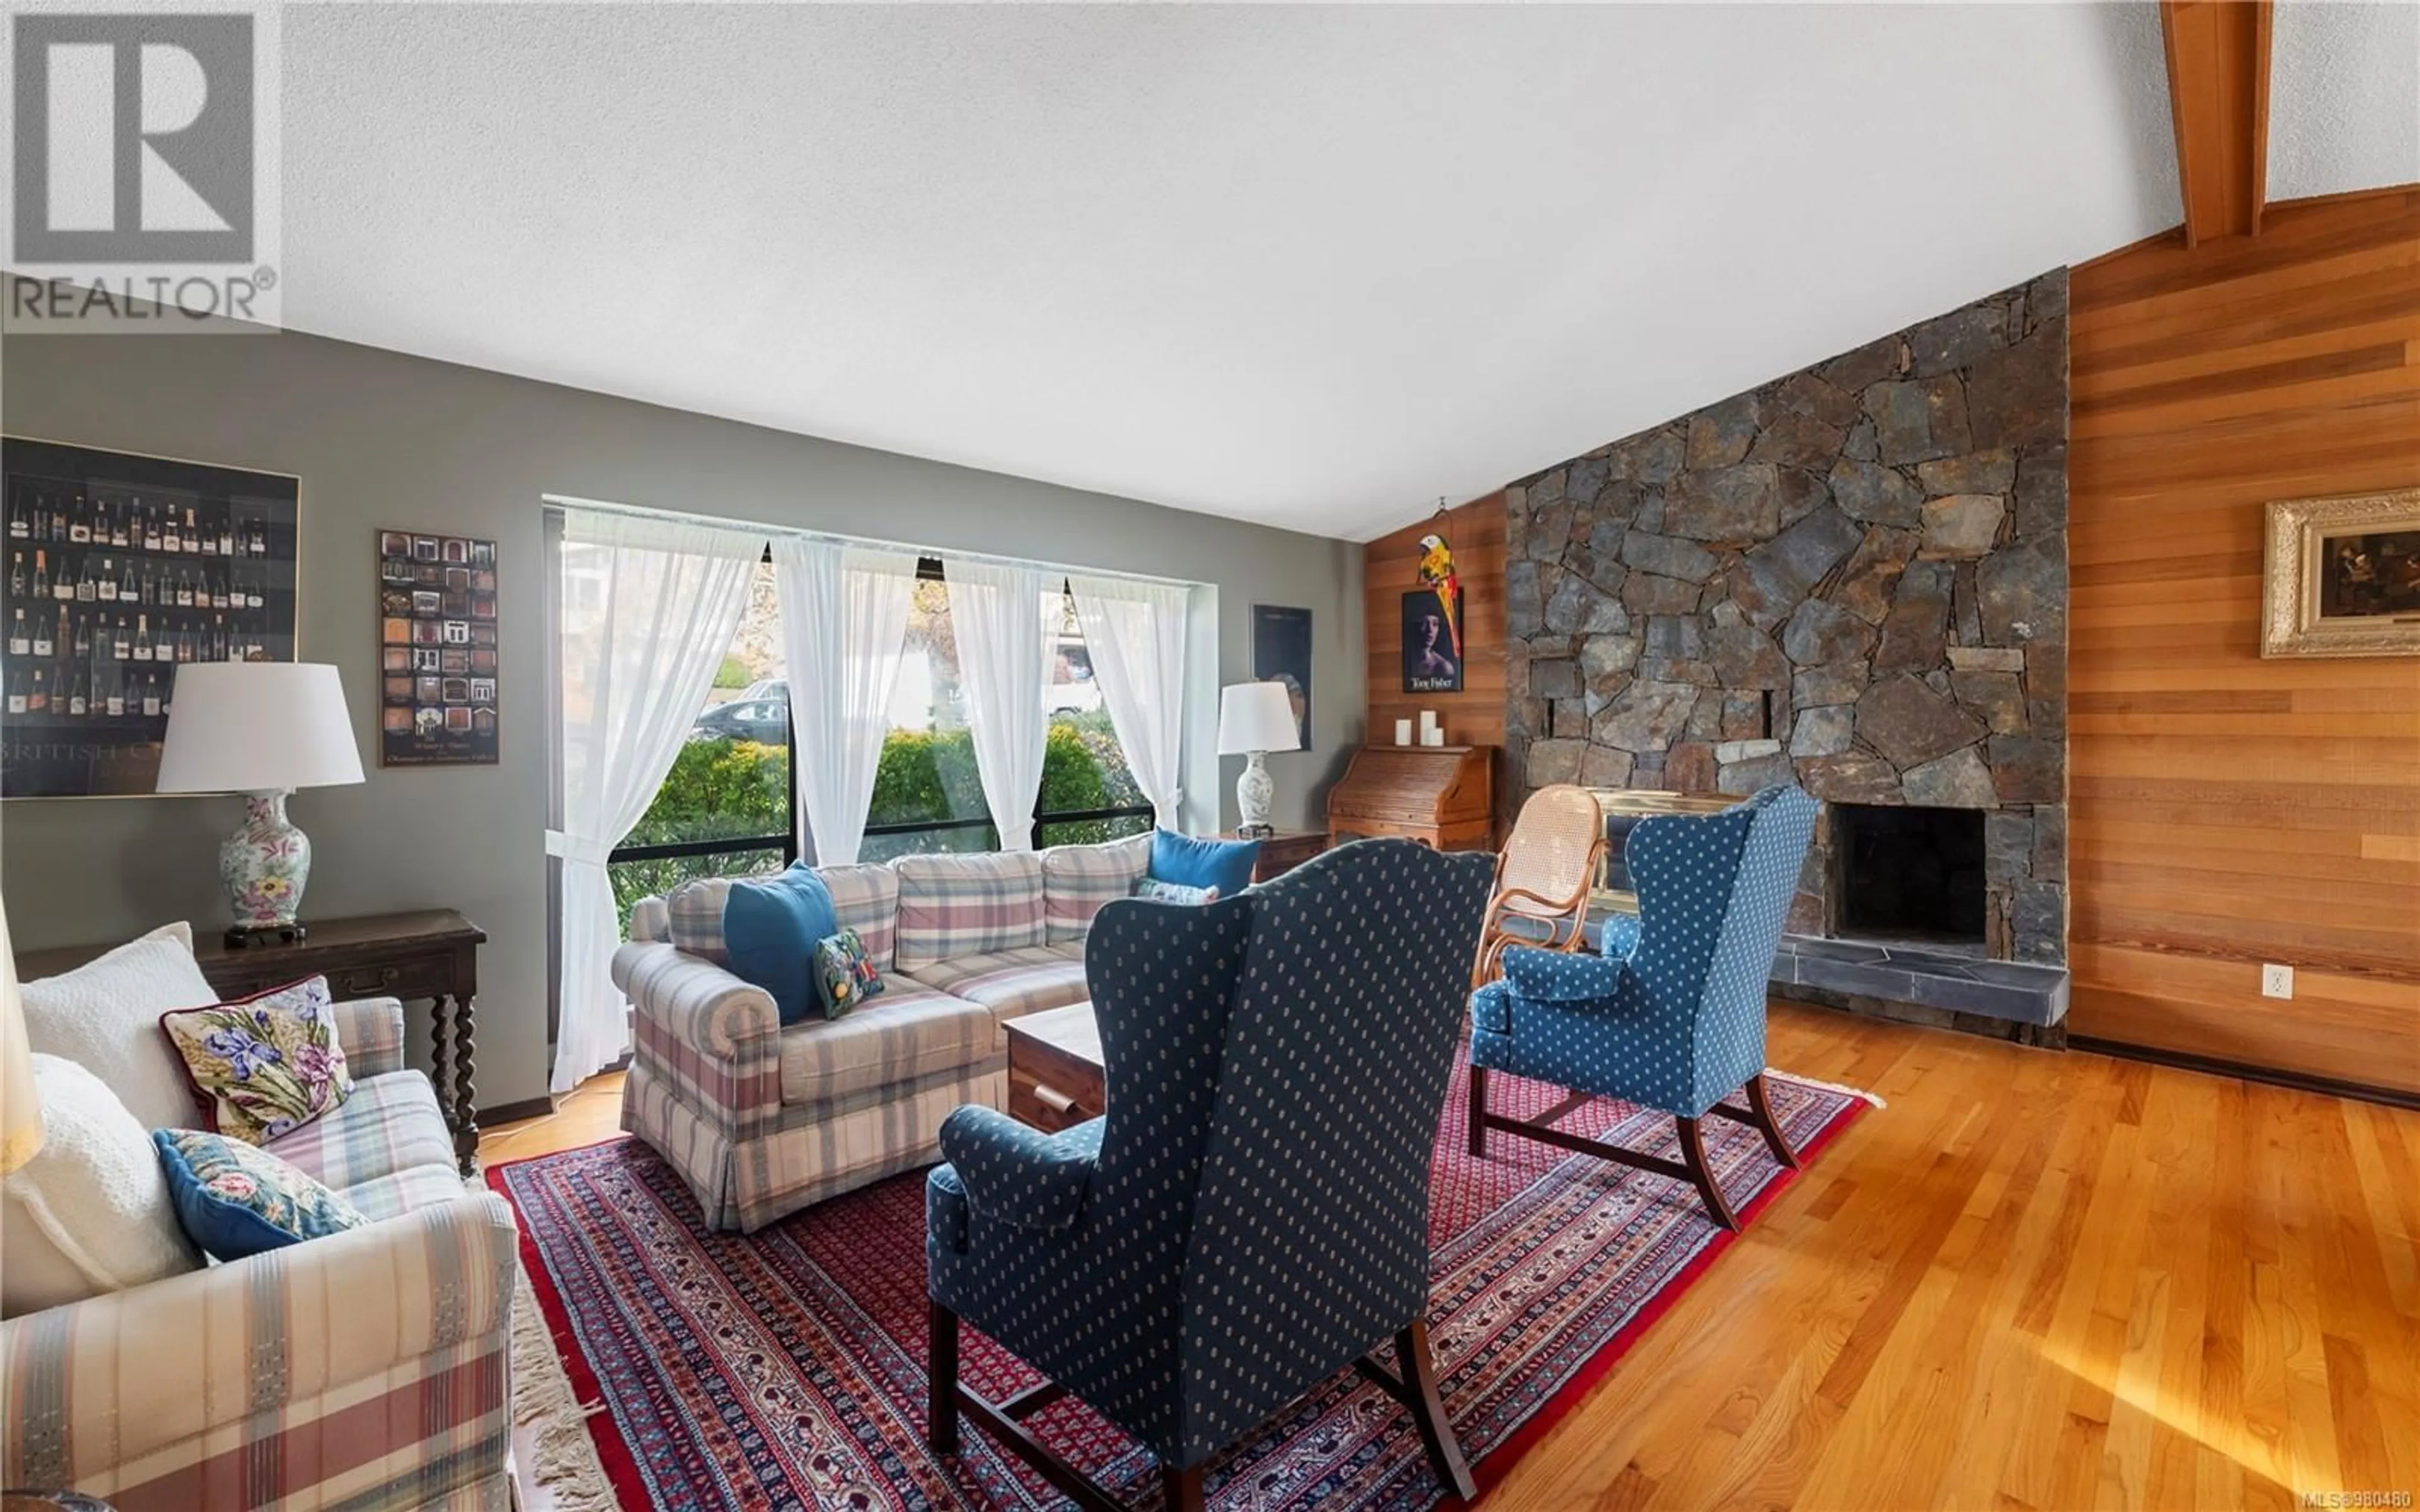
[548,512,763,1093]
[946,557,1055,851]
[773,537,917,866]
[1067,574,1188,830]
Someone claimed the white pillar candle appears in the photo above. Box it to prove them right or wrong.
[1422,726,1445,747]
[1394,718,1414,746]
[1420,709,1439,739]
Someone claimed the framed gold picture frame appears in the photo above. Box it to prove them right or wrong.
[2262,487,2420,659]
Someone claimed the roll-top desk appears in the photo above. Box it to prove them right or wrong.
[1327,744,1494,851]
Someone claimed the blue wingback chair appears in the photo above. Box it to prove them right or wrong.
[1466,784,1819,1230]
[925,839,1495,1512]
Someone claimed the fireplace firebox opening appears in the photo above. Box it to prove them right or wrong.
[1829,803,1988,951]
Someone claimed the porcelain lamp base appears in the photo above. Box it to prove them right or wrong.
[221,789,314,947]
[1236,751,1276,836]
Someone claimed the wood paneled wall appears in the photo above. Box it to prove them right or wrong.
[1363,497,1508,751]
[2066,186,2420,1096]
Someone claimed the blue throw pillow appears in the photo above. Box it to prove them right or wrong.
[1149,829,1260,898]
[723,862,839,1026]
[153,1128,369,1262]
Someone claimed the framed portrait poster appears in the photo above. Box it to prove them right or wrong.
[1,436,301,798]
[1249,604,1313,753]
[1401,585,1463,694]
[2262,488,2420,659]
[379,529,499,764]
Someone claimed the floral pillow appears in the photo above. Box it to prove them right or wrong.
[159,976,354,1144]
[813,928,885,1019]
[152,1128,368,1261]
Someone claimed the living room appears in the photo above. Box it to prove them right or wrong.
[1,6,2414,1510]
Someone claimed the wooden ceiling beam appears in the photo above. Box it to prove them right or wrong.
[2159,0,2274,246]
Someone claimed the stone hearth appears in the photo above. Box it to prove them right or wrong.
[1507,270,2069,967]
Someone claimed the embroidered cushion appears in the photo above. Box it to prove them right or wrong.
[159,976,355,1143]
[1,1055,202,1317]
[1132,877,1220,905]
[812,928,885,1018]
[20,921,220,1130]
[893,850,1047,971]
[152,1128,370,1262]
[722,864,839,1026]
[1041,833,1153,943]
[1148,830,1260,898]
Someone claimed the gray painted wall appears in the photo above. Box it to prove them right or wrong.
[0,324,1366,1111]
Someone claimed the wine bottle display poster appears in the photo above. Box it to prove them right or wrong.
[1,437,301,798]
[378,529,499,767]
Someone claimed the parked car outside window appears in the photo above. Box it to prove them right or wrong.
[691,696,788,745]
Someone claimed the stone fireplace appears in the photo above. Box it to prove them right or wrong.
[1509,271,2071,1034]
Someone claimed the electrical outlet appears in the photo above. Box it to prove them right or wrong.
[2261,963,2294,1000]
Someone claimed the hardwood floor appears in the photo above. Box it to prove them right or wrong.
[1490,1003,2419,1512]
[478,1068,625,1166]
[480,1006,2420,1511]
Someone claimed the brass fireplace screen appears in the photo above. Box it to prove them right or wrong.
[1581,788,1738,914]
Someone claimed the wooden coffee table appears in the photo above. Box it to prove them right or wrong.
[1004,1002,1105,1133]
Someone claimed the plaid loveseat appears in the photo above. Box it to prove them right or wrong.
[616,837,1149,1232]
[1,996,518,1511]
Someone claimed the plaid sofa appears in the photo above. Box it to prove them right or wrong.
[617,838,1148,1232]
[1,996,517,1512]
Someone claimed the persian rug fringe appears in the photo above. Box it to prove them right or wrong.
[510,1263,618,1511]
[1767,1068,1887,1108]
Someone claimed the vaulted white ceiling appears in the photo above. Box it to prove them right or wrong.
[275,3,2417,541]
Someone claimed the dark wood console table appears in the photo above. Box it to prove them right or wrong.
[1219,828,1328,883]
[16,908,488,1174]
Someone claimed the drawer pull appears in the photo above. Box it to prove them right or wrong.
[1032,1084,1076,1114]
[342,966,402,995]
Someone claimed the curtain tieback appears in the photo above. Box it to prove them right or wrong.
[544,830,616,868]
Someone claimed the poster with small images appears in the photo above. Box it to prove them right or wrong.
[1,436,301,798]
[377,530,498,767]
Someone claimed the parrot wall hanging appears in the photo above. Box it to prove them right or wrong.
[1403,502,1464,694]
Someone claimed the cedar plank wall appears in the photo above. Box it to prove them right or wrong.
[1363,499,1509,827]
[2066,186,2420,1096]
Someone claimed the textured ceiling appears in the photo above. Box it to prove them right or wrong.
[270,3,2417,542]
[2269,0,2420,202]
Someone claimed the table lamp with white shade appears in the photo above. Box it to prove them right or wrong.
[1216,681,1302,838]
[156,662,366,947]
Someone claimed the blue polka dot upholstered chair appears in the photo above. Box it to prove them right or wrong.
[1466,784,1819,1231]
[925,839,1496,1512]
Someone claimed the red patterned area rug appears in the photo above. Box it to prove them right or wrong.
[492,1064,1871,1510]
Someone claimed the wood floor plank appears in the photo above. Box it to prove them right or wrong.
[1792,1082,2022,1508]
[2269,1092,2346,1499]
